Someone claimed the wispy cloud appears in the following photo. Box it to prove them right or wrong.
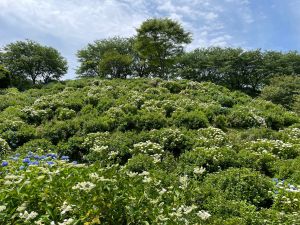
[0,0,298,78]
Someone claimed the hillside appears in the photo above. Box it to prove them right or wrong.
[1,78,300,224]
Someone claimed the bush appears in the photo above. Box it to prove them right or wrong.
[41,120,80,144]
[203,168,273,207]
[172,110,209,129]
[148,128,191,156]
[178,147,238,175]
[16,139,56,155]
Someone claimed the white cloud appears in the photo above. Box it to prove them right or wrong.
[0,0,257,78]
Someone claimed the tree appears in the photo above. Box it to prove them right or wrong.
[0,65,11,88]
[99,50,132,78]
[77,37,133,77]
[0,40,68,85]
[134,18,192,79]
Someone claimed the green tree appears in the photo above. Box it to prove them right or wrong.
[0,40,67,84]
[0,65,11,88]
[99,50,132,78]
[134,18,192,79]
[77,37,133,77]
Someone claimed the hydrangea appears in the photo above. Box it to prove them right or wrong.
[72,182,96,192]
[196,210,211,220]
[1,161,8,167]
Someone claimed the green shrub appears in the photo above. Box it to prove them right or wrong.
[172,110,209,129]
[203,168,273,207]
[16,138,56,155]
[41,120,80,144]
[136,110,167,130]
[178,147,238,175]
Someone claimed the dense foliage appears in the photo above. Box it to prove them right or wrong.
[0,78,300,224]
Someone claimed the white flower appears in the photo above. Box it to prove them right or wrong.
[193,166,206,175]
[0,205,6,212]
[179,175,188,189]
[60,201,73,215]
[126,171,138,177]
[72,182,96,192]
[17,202,27,212]
[19,210,38,221]
[58,218,74,225]
[35,219,46,225]
[183,205,197,214]
[197,210,211,220]
[142,176,152,183]
[159,188,167,195]
[89,173,99,180]
[139,171,150,176]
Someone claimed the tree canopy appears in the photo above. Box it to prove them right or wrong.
[76,37,133,78]
[0,40,68,85]
[134,18,192,79]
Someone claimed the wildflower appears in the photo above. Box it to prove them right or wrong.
[1,161,8,167]
[72,161,78,164]
[0,205,6,212]
[72,182,96,192]
[197,210,211,220]
[47,161,55,165]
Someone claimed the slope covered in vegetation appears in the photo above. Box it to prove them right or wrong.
[0,78,300,224]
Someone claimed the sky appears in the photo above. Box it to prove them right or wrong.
[1,0,300,79]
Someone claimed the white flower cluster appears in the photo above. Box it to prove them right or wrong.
[0,205,6,212]
[246,139,294,158]
[193,166,206,175]
[72,182,96,192]
[196,210,211,220]
[197,127,227,147]
[19,210,38,221]
[60,201,74,215]
[132,141,164,156]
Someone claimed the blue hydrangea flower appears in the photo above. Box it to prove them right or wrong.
[61,156,69,161]
[19,165,25,170]
[23,158,31,163]
[1,161,8,167]
[30,161,39,165]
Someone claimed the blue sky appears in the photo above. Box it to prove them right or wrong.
[1,0,299,79]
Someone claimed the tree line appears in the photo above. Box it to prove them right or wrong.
[1,18,300,94]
